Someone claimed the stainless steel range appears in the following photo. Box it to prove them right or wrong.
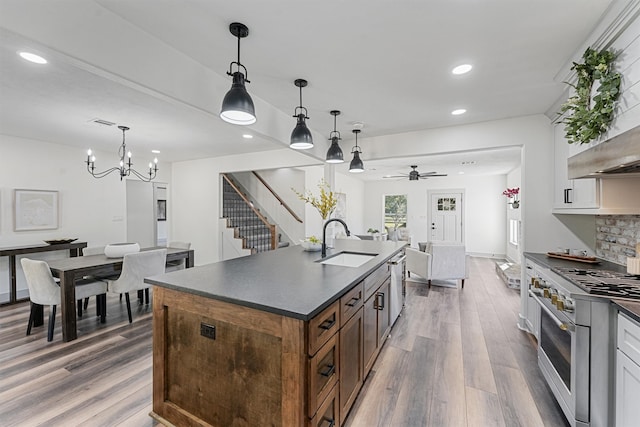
[526,265,635,427]
[553,267,640,300]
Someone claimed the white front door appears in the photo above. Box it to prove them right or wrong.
[429,191,463,243]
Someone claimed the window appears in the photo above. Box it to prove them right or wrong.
[437,197,456,211]
[509,219,519,246]
[384,195,407,230]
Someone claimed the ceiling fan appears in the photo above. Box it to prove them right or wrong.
[384,165,448,181]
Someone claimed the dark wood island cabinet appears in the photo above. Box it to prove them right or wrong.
[146,240,406,427]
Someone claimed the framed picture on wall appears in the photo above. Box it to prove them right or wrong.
[157,199,167,221]
[14,189,59,231]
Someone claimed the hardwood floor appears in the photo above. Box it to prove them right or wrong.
[0,257,569,427]
[344,257,569,427]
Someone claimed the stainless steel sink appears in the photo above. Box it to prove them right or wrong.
[318,251,377,268]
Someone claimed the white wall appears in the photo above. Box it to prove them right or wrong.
[0,134,171,300]
[363,174,508,257]
[335,172,365,236]
[505,166,522,263]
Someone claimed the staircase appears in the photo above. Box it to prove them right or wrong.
[222,175,288,254]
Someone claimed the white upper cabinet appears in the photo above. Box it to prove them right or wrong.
[553,122,600,210]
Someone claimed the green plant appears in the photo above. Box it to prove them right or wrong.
[558,47,621,145]
[306,235,320,244]
[292,179,338,220]
[367,228,379,234]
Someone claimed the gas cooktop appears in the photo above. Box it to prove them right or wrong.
[554,267,640,300]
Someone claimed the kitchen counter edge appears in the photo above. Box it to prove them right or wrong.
[145,240,407,321]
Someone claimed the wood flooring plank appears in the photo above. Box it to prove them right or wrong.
[388,336,438,427]
[343,344,410,427]
[493,364,546,427]
[429,320,467,427]
[465,386,507,427]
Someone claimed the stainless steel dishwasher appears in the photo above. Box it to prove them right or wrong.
[388,252,406,325]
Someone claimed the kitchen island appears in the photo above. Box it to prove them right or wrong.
[145,239,406,427]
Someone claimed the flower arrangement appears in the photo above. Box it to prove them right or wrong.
[558,47,621,145]
[503,187,520,208]
[292,179,338,220]
[502,187,520,199]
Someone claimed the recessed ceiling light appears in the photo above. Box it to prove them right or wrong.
[242,134,253,139]
[18,51,47,64]
[458,171,465,175]
[452,64,472,75]
[152,150,161,154]
[451,109,467,115]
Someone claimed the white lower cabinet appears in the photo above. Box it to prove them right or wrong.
[616,313,640,427]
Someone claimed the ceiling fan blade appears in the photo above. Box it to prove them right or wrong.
[419,173,447,177]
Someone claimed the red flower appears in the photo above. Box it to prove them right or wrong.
[502,187,520,198]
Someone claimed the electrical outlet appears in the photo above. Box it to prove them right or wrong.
[200,323,216,340]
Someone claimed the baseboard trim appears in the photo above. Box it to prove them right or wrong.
[467,252,507,259]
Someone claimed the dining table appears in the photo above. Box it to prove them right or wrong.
[46,246,194,342]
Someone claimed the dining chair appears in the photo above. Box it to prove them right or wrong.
[165,241,191,272]
[78,246,108,315]
[21,258,108,341]
[107,249,167,323]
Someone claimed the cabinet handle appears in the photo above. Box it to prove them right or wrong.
[346,295,361,307]
[320,418,335,427]
[564,188,573,204]
[319,364,335,377]
[318,318,335,330]
[376,292,385,311]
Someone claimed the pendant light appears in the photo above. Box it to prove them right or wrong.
[349,129,364,173]
[325,110,344,163]
[290,79,313,149]
[220,22,256,125]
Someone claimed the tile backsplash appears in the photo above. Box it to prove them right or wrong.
[596,215,640,265]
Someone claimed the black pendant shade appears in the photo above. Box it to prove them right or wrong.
[326,110,344,163]
[220,23,256,125]
[349,129,364,173]
[290,79,313,149]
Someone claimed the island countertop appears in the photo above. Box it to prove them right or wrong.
[145,239,407,321]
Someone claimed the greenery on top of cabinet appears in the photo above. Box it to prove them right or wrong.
[558,47,621,145]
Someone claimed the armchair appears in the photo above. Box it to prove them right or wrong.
[406,242,468,289]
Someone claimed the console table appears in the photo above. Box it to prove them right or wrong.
[0,241,87,307]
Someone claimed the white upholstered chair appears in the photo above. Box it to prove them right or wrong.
[406,242,468,289]
[107,249,167,323]
[165,241,191,272]
[21,258,108,341]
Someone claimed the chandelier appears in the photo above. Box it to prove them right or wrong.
[85,126,158,182]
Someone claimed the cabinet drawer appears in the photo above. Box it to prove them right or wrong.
[618,313,640,365]
[309,383,339,427]
[340,281,364,325]
[308,334,339,419]
[364,263,390,300]
[308,301,340,356]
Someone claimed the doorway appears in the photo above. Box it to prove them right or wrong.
[428,191,464,243]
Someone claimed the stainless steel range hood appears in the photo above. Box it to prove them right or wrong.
[568,126,640,179]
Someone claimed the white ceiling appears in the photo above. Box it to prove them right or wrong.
[0,0,614,180]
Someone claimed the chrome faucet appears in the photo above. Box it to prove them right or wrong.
[322,218,350,257]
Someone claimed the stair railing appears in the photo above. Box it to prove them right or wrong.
[222,174,277,251]
[252,171,303,223]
